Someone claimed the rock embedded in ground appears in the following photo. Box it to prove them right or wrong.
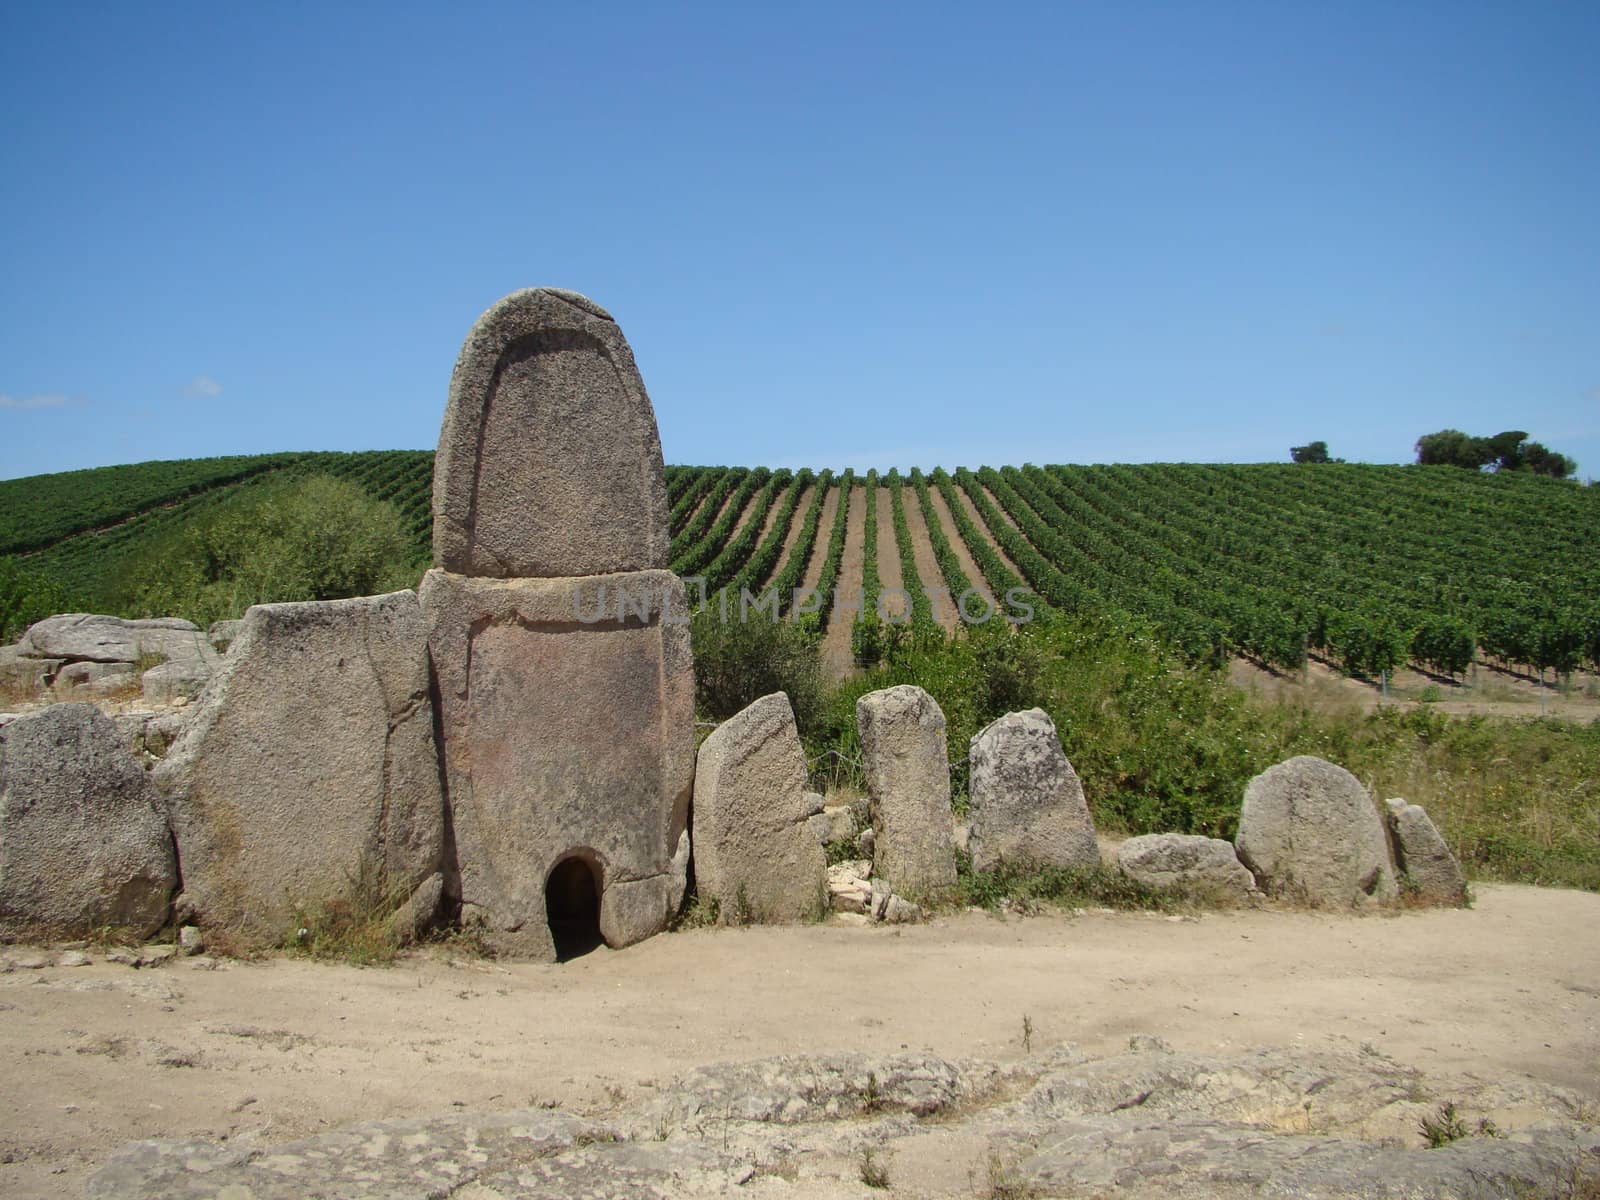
[0,644,61,694]
[0,703,176,939]
[1385,798,1469,905]
[89,1044,1600,1199]
[968,707,1098,872]
[152,591,445,949]
[1117,833,1257,897]
[139,658,214,705]
[1236,755,1397,907]
[52,660,137,697]
[692,692,828,924]
[857,684,957,901]
[18,613,217,668]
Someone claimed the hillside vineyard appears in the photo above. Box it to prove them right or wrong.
[5,454,1597,678]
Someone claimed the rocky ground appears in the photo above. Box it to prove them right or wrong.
[2,884,1597,1198]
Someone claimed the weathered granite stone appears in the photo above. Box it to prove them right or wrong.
[79,1043,1600,1200]
[1236,756,1397,906]
[692,692,827,924]
[53,660,137,697]
[87,1109,610,1199]
[421,568,694,958]
[856,685,956,901]
[432,288,669,579]
[808,804,856,847]
[0,704,175,939]
[18,613,217,667]
[0,644,60,694]
[968,708,1097,871]
[152,591,444,947]
[1384,798,1468,905]
[206,619,242,653]
[140,658,213,704]
[1116,833,1256,897]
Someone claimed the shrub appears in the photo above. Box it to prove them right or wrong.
[689,604,825,735]
[115,474,415,625]
[0,555,72,642]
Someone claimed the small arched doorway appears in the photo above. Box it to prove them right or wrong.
[545,856,604,961]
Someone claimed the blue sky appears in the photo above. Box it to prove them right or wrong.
[2,1,1596,481]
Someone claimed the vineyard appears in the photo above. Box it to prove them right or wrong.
[4,453,1598,680]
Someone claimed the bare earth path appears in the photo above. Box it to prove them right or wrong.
[875,485,908,622]
[799,484,840,594]
[3,885,1596,1198]
[761,482,814,591]
[924,484,998,609]
[951,482,1025,581]
[904,489,960,632]
[820,485,867,679]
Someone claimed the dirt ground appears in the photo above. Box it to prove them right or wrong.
[3,883,1596,1199]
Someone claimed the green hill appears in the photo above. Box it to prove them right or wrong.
[3,453,1597,679]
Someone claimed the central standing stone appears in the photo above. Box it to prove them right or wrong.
[421,289,694,959]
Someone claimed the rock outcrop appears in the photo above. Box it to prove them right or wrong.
[1236,755,1397,906]
[856,684,957,901]
[967,707,1097,871]
[691,693,827,923]
[5,613,222,702]
[152,591,444,947]
[0,703,175,939]
[89,1042,1600,1199]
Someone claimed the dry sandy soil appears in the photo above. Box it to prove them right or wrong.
[3,884,1596,1199]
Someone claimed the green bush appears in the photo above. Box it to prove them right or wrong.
[810,611,1267,835]
[115,474,416,625]
[690,603,825,735]
[0,555,73,643]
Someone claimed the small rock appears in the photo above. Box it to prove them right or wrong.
[826,862,872,915]
[833,912,870,927]
[9,953,49,970]
[1117,834,1257,898]
[178,925,204,955]
[57,950,91,967]
[857,827,875,857]
[882,895,922,924]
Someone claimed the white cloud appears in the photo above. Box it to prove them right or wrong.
[0,393,68,411]
[182,375,223,399]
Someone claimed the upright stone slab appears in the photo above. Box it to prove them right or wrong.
[422,570,694,956]
[1384,798,1468,905]
[433,288,670,579]
[856,685,957,901]
[0,704,175,939]
[967,708,1098,871]
[692,692,827,923]
[424,289,693,959]
[152,592,445,947]
[1235,755,1397,907]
